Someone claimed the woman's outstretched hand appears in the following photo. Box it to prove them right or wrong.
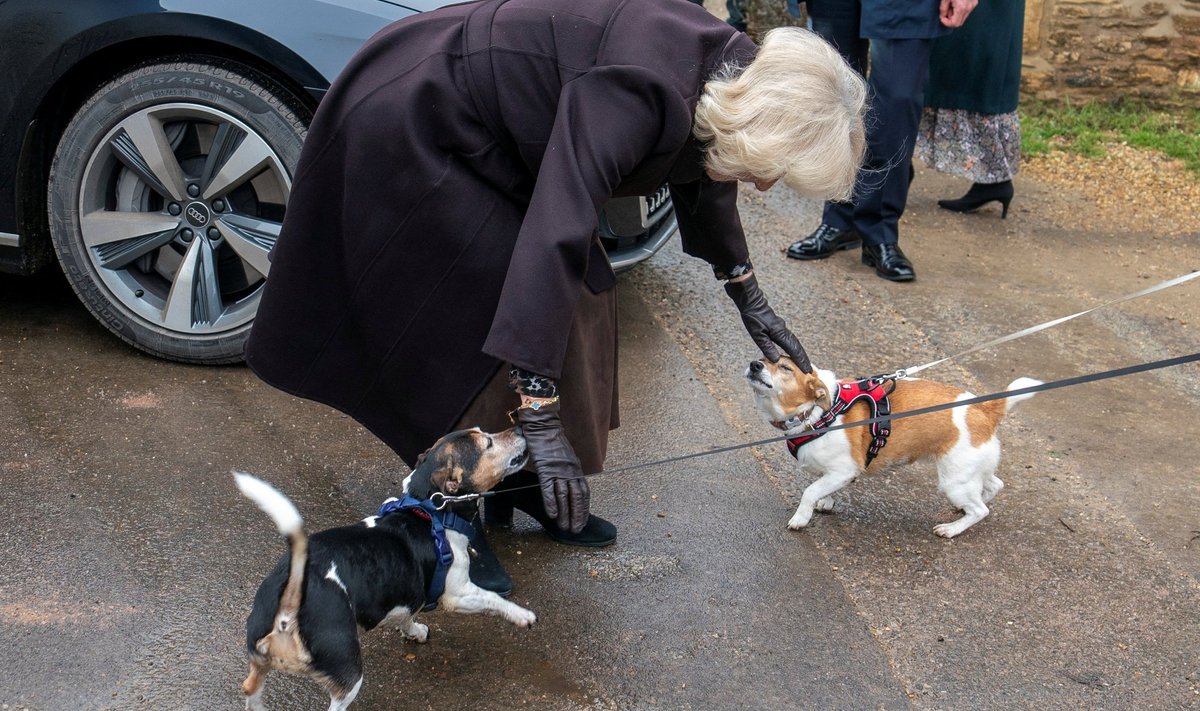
[723,272,813,372]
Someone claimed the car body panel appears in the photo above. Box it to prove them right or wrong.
[0,0,415,254]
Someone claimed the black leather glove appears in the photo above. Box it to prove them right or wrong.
[512,399,590,533]
[724,272,813,372]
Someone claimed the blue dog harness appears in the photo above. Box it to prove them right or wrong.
[779,376,895,467]
[376,495,476,611]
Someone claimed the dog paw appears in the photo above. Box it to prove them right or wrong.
[787,513,812,530]
[405,622,429,643]
[933,523,960,539]
[509,607,537,628]
[814,497,836,513]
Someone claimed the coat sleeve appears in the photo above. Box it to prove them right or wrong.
[669,179,750,272]
[482,65,692,379]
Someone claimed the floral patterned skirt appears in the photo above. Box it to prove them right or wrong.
[916,108,1021,184]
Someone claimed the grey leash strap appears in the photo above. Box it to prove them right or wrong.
[461,351,1200,502]
[899,270,1200,378]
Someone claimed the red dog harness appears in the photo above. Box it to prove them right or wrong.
[779,376,895,466]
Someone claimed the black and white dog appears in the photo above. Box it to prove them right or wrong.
[235,427,535,710]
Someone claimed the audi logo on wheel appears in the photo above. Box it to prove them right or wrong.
[185,203,211,227]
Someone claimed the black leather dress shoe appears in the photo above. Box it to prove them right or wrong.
[786,223,862,260]
[861,243,915,282]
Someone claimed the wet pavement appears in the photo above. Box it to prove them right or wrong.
[1,163,1198,710]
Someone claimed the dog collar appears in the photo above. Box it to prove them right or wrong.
[784,376,895,466]
[771,412,812,432]
[377,495,476,610]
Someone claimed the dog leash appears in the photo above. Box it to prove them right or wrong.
[434,269,1200,509]
[431,350,1200,509]
[891,269,1200,379]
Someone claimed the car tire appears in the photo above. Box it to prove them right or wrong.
[48,58,309,364]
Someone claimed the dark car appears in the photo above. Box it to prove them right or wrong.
[0,0,677,364]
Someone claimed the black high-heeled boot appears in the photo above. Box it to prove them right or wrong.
[484,470,617,547]
[937,180,1014,218]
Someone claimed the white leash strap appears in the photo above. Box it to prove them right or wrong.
[899,270,1200,378]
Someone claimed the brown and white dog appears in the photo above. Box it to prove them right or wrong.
[234,427,534,711]
[745,357,1040,538]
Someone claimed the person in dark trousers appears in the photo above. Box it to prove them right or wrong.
[786,0,977,281]
[918,0,1025,219]
[245,0,866,594]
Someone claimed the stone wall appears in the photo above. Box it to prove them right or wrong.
[737,0,1200,105]
[1023,0,1200,105]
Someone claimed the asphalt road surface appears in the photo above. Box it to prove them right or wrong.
[1,164,1198,710]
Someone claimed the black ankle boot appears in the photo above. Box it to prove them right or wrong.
[937,180,1014,218]
[485,471,617,547]
[453,503,513,597]
[483,494,516,528]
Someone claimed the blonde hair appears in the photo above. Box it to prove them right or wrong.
[693,27,867,201]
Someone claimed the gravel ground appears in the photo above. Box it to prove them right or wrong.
[1022,143,1200,236]
[626,134,1200,710]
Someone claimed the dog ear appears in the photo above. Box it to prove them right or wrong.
[431,466,463,495]
[812,383,833,411]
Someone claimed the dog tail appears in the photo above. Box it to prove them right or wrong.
[234,472,308,624]
[1003,378,1043,413]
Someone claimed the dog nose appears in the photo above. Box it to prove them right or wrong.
[749,360,764,373]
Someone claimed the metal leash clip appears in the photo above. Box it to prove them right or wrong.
[429,492,482,510]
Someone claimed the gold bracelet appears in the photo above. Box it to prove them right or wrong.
[507,395,560,424]
[519,395,559,410]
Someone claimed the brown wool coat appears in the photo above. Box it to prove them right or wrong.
[245,0,756,465]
